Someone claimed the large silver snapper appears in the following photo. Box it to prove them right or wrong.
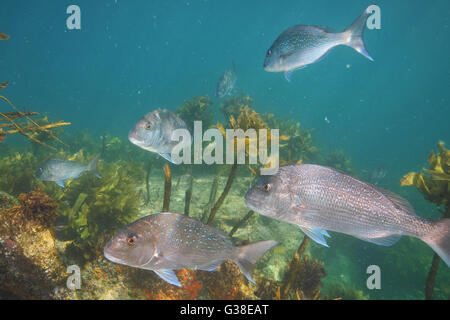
[264,5,375,81]
[37,154,101,188]
[104,212,278,287]
[245,164,450,267]
[128,109,189,164]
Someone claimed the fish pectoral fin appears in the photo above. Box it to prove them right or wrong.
[198,261,222,272]
[153,269,181,287]
[159,152,175,164]
[299,226,331,247]
[55,180,65,188]
[284,66,307,82]
[355,234,401,247]
[284,70,294,82]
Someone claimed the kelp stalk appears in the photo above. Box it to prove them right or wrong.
[144,160,153,205]
[229,210,254,237]
[184,176,194,216]
[425,205,449,300]
[162,163,172,212]
[281,235,310,299]
[207,163,238,225]
[202,177,218,222]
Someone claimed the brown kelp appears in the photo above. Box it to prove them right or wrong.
[262,112,317,163]
[220,94,256,121]
[176,95,214,132]
[38,151,144,259]
[321,149,355,174]
[400,141,450,300]
[0,88,70,150]
[163,163,172,212]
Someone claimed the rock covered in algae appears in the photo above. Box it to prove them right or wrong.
[0,188,65,299]
[0,191,18,211]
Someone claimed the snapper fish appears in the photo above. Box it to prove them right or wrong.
[264,5,375,82]
[128,109,189,164]
[216,61,237,98]
[37,154,101,188]
[245,164,450,267]
[103,212,278,287]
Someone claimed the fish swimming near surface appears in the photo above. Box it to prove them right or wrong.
[245,164,450,267]
[264,5,375,82]
[104,212,278,287]
[216,62,237,98]
[128,109,189,164]
[0,32,9,40]
[37,154,101,188]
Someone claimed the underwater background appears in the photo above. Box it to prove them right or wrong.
[0,0,449,300]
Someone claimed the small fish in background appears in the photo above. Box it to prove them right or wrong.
[0,32,10,40]
[37,154,101,188]
[104,212,278,287]
[264,5,375,82]
[362,164,388,185]
[128,109,189,164]
[216,61,237,98]
[245,164,450,267]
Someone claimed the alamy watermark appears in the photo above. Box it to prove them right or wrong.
[366,265,381,290]
[66,265,81,290]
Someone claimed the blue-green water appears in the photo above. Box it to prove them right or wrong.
[0,0,449,300]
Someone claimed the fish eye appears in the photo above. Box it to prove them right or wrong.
[262,183,272,192]
[266,49,272,57]
[144,122,152,130]
[126,235,137,246]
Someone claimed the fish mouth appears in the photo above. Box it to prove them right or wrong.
[244,189,259,212]
[128,129,140,146]
[103,246,123,265]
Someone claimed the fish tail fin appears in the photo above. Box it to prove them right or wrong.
[87,153,101,179]
[422,218,450,267]
[232,240,278,284]
[342,5,374,61]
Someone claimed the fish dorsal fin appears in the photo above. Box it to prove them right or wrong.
[355,234,401,247]
[299,226,331,247]
[153,269,181,287]
[374,186,416,215]
[312,25,334,33]
[326,165,417,215]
